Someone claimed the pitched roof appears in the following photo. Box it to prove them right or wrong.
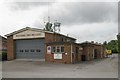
[5,27,76,40]
[0,35,6,40]
[5,27,49,37]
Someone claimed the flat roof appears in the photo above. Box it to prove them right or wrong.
[79,41,103,46]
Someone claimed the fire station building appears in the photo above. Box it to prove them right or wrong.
[80,41,106,61]
[5,27,106,64]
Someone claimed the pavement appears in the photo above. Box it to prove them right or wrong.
[1,54,118,78]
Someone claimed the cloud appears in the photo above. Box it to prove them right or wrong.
[118,2,120,33]
[8,1,56,11]
[61,22,118,43]
[6,1,118,25]
[43,2,118,26]
[0,1,118,43]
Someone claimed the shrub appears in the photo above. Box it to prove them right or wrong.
[2,51,7,61]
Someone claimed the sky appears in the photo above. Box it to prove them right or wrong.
[0,0,119,43]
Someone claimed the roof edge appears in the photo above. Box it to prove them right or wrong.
[5,27,43,37]
[4,27,76,40]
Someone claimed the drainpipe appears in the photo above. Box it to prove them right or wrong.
[101,45,102,58]
[93,48,94,59]
[71,44,73,63]
[88,46,90,60]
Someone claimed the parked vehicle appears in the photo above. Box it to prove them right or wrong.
[106,50,112,58]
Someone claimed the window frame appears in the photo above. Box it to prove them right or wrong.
[20,50,24,52]
[52,46,56,53]
[52,46,64,54]
[61,46,64,53]
[25,49,29,52]
[56,46,60,53]
[36,49,41,52]
[30,49,35,52]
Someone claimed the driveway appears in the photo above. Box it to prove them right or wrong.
[2,54,118,78]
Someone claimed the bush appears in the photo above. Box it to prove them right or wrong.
[2,51,7,61]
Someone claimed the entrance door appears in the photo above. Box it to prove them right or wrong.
[94,49,97,59]
[81,55,86,61]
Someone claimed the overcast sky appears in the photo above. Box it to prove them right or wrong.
[0,0,119,43]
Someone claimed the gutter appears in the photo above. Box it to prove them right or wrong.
[101,45,102,58]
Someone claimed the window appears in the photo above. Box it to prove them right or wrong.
[25,50,29,52]
[64,38,67,42]
[31,49,34,52]
[52,46,64,53]
[52,47,56,53]
[66,39,70,42]
[36,49,41,52]
[61,38,64,42]
[56,46,60,53]
[20,50,23,52]
[76,47,79,54]
[61,46,64,53]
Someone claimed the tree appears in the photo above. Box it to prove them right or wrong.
[103,41,107,45]
[117,33,120,53]
[106,40,118,53]
[43,22,53,32]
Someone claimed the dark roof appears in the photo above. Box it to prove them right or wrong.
[79,41,103,46]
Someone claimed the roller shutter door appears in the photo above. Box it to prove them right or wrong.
[15,39,45,59]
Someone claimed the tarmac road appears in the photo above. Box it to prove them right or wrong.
[1,54,118,78]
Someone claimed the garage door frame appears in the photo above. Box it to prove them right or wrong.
[14,38,45,59]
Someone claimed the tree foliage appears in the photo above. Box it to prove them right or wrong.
[43,22,53,32]
[117,33,120,53]
[103,40,118,53]
[103,41,107,45]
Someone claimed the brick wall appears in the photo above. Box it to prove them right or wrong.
[45,43,82,64]
[95,45,105,59]
[45,32,76,43]
[72,44,82,63]
[45,33,55,43]
[7,35,15,60]
[81,43,106,61]
[45,44,71,64]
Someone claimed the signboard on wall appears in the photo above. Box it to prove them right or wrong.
[13,30,45,39]
[47,46,51,54]
[79,47,83,50]
[54,54,62,59]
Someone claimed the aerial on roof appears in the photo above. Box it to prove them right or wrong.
[5,27,76,40]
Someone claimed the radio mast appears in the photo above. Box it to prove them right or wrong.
[53,20,61,33]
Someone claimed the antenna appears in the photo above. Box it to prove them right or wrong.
[53,20,61,33]
[48,16,50,22]
[43,16,45,24]
[43,2,52,31]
